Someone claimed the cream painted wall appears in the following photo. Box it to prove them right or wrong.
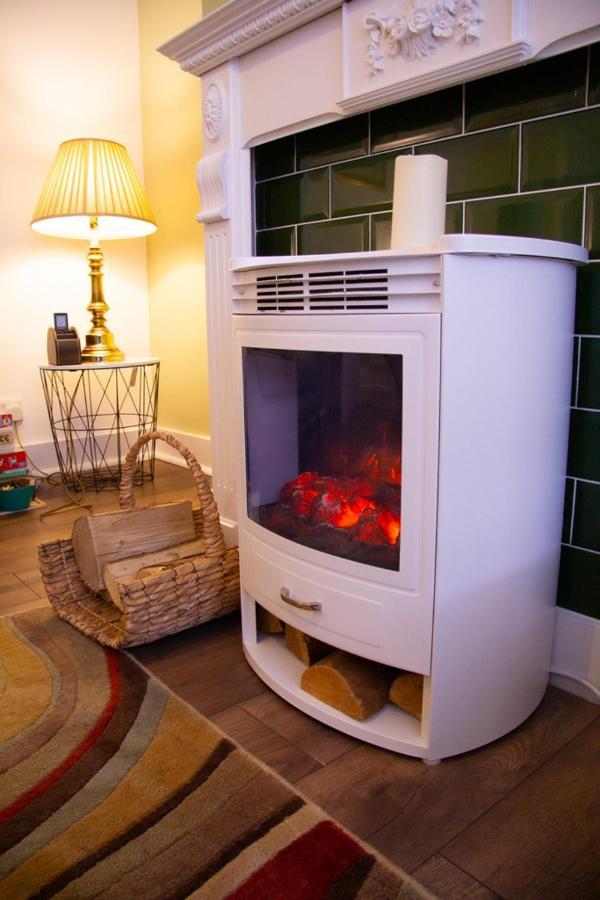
[137,0,210,447]
[202,0,228,13]
[0,0,151,458]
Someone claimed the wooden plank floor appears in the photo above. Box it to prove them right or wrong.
[2,461,598,900]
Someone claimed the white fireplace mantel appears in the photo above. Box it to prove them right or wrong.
[160,0,600,124]
[159,0,342,77]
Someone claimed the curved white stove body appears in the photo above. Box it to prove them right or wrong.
[232,235,586,762]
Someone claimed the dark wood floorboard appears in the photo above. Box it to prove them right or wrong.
[2,461,598,900]
[361,686,599,872]
[133,613,268,716]
[240,689,358,765]
[443,718,600,900]
[411,856,501,900]
[211,704,322,782]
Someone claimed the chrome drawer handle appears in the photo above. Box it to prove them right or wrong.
[280,587,321,612]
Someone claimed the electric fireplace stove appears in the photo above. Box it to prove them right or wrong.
[232,234,586,762]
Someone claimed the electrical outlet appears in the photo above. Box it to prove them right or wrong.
[0,398,23,422]
[0,429,15,447]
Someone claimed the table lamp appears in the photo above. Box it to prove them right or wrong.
[31,138,156,363]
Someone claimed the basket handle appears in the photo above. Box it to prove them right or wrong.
[119,430,226,557]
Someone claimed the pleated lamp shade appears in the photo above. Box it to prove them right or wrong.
[31,138,156,241]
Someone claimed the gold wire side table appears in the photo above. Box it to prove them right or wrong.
[40,358,160,491]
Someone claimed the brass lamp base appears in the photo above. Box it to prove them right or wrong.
[81,238,125,364]
[81,332,125,364]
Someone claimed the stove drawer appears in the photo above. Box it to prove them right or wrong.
[241,536,432,673]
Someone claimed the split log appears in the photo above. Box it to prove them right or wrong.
[388,672,424,720]
[300,650,391,721]
[256,605,284,634]
[285,624,330,666]
[102,538,206,609]
[72,500,195,592]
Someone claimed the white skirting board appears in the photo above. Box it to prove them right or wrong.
[153,428,212,476]
[17,432,212,482]
[549,607,600,703]
[17,439,60,477]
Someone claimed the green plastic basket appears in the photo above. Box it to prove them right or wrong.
[0,482,35,511]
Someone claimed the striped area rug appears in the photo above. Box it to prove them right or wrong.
[0,609,430,899]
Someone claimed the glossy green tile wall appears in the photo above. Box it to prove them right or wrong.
[297,115,369,170]
[331,153,397,216]
[253,42,600,620]
[522,108,600,190]
[417,127,519,200]
[465,189,584,244]
[465,49,588,131]
[371,86,462,151]
[255,169,329,229]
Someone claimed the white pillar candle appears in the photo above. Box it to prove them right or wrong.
[390,154,448,250]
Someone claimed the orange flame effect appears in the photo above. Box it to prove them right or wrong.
[280,469,400,547]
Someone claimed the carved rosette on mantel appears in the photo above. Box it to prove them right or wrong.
[365,0,484,77]
[203,82,224,141]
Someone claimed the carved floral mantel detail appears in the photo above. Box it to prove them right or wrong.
[203,83,224,141]
[365,0,484,76]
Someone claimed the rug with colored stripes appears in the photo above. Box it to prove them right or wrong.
[0,609,430,899]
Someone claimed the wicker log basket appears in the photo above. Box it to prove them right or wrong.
[38,431,240,648]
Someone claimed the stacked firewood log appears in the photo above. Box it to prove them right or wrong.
[71,500,212,609]
[256,604,423,721]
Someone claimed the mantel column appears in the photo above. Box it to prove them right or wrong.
[196,61,251,546]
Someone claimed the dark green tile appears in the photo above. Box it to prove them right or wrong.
[254,135,295,181]
[522,108,600,191]
[417,127,518,201]
[578,338,600,409]
[255,169,329,229]
[571,339,579,407]
[567,408,600,481]
[557,545,600,619]
[256,227,295,256]
[331,153,397,218]
[466,47,588,131]
[298,217,369,255]
[572,481,600,552]
[585,185,600,260]
[589,43,600,106]
[465,188,584,244]
[371,86,462,153]
[371,212,392,251]
[575,263,600,335]
[562,478,575,544]
[445,203,464,234]
[297,115,368,170]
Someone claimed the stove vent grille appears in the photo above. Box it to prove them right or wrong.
[255,268,389,313]
[234,255,442,314]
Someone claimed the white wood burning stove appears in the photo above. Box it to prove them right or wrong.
[232,234,586,762]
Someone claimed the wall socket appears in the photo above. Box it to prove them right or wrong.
[0,398,23,422]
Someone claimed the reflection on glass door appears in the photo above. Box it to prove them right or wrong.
[243,348,402,570]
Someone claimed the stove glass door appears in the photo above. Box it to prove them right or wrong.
[243,347,402,571]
